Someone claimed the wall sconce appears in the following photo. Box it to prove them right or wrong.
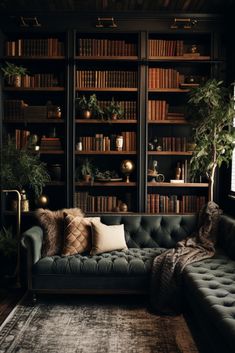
[170,18,197,29]
[96,17,117,28]
[19,16,41,27]
[2,189,22,288]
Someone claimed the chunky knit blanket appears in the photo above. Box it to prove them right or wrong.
[149,201,222,315]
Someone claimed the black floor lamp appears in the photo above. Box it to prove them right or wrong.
[2,189,22,288]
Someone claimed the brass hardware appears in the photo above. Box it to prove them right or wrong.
[170,18,197,29]
[96,17,117,28]
[19,16,41,27]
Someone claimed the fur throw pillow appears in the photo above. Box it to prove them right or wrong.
[35,208,84,257]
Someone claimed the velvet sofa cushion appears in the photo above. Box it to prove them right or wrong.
[32,248,165,276]
[183,253,235,352]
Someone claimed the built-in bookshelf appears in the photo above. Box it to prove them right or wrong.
[1,33,67,209]
[0,17,224,214]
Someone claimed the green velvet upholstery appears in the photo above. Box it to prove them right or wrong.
[21,226,43,264]
[21,212,235,353]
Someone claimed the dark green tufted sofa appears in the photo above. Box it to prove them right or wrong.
[22,213,235,353]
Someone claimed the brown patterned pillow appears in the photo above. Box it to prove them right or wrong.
[35,208,84,257]
[62,214,101,256]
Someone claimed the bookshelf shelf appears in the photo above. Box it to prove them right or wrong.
[148,88,189,93]
[5,56,66,60]
[75,181,136,186]
[4,119,65,124]
[148,151,193,156]
[148,120,189,125]
[75,151,136,155]
[147,182,209,187]
[4,87,65,92]
[76,56,138,61]
[148,56,211,61]
[75,119,137,124]
[76,87,138,92]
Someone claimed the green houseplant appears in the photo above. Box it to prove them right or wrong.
[0,138,50,202]
[187,79,235,201]
[76,94,103,119]
[76,158,94,182]
[104,98,124,120]
[1,61,27,87]
[0,226,17,276]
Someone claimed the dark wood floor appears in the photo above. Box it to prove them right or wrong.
[0,287,25,326]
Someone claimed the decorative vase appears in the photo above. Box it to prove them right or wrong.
[36,194,49,208]
[13,75,21,87]
[83,110,92,119]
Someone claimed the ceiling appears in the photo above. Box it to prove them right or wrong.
[0,0,233,13]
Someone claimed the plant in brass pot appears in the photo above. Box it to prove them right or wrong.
[76,158,94,182]
[0,138,50,206]
[76,94,103,119]
[103,98,124,120]
[1,61,27,87]
[187,79,235,201]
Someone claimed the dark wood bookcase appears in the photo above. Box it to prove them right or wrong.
[0,13,225,215]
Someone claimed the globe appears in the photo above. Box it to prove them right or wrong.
[120,160,135,183]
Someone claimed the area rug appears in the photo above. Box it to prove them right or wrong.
[0,295,198,353]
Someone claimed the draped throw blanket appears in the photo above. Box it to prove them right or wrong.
[149,201,222,315]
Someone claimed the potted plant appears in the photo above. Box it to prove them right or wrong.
[0,226,17,276]
[1,61,27,87]
[0,138,51,207]
[75,94,103,119]
[187,79,235,201]
[76,158,94,182]
[104,98,124,120]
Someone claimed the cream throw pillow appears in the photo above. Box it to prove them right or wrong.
[90,221,127,255]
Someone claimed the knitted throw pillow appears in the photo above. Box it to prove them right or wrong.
[35,208,84,257]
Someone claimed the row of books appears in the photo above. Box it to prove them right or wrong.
[97,100,137,120]
[74,192,122,213]
[78,132,136,152]
[148,68,184,89]
[149,39,184,57]
[147,194,206,213]
[15,129,30,149]
[76,70,137,88]
[13,74,62,88]
[77,38,137,56]
[5,38,65,57]
[40,137,63,150]
[152,136,189,152]
[148,100,185,121]
[172,160,190,183]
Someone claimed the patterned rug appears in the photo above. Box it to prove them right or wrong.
[0,295,199,353]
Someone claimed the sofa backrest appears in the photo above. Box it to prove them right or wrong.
[218,214,235,260]
[99,214,198,249]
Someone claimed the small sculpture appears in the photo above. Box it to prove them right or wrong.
[120,160,135,183]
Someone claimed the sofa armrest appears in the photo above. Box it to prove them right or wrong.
[21,226,43,264]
